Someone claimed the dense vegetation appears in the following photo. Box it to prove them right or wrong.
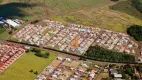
[84,46,135,63]
[127,25,142,41]
[31,48,50,58]
[132,0,142,13]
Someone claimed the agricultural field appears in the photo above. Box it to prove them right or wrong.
[0,49,57,80]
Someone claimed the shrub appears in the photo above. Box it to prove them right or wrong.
[31,48,41,53]
[34,71,38,75]
[43,52,49,58]
[9,31,13,34]
[29,69,33,72]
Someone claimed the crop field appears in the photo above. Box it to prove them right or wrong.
[0,49,57,80]
[0,0,142,32]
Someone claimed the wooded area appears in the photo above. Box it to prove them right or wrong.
[84,46,135,63]
[127,25,142,41]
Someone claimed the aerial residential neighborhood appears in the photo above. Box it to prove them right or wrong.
[0,0,142,80]
[11,19,138,55]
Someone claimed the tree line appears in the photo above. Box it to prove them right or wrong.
[84,46,136,63]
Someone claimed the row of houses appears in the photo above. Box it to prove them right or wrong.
[0,41,26,73]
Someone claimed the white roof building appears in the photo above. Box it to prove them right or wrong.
[5,19,20,27]
[114,74,122,78]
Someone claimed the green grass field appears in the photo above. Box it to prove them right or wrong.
[0,31,10,40]
[0,27,5,34]
[0,50,57,80]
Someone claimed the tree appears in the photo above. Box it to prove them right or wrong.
[122,73,129,79]
[29,69,33,72]
[9,31,13,34]
[138,64,142,72]
[34,53,43,57]
[43,52,49,58]
[34,71,38,75]
[31,48,41,53]
[31,20,39,24]
[127,25,142,41]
